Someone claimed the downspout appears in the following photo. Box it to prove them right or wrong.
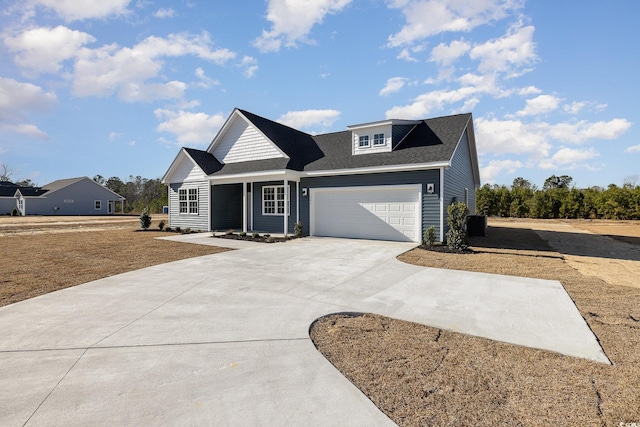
[440,167,444,242]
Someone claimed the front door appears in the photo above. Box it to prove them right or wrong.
[108,201,114,214]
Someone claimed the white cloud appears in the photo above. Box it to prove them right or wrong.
[387,0,524,47]
[563,101,587,115]
[26,0,131,21]
[238,56,258,78]
[379,77,407,96]
[194,67,220,88]
[517,94,561,116]
[469,21,536,75]
[72,32,235,100]
[625,144,640,153]
[154,109,226,146]
[108,131,121,141]
[429,39,470,66]
[253,0,352,52]
[119,80,187,102]
[4,25,96,74]
[547,119,632,144]
[277,109,341,130]
[518,86,541,96]
[0,123,49,140]
[154,7,175,18]
[475,117,551,158]
[539,147,599,170]
[480,159,523,183]
[0,77,56,140]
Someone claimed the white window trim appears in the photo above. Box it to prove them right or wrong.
[373,133,386,146]
[94,200,102,210]
[178,187,199,215]
[262,185,290,216]
[358,135,370,148]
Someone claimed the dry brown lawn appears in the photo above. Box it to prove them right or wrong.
[3,216,640,425]
[311,220,640,426]
[0,216,229,307]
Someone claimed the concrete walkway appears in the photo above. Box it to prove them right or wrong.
[0,237,608,426]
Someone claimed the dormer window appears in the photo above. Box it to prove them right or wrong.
[373,133,385,146]
[359,135,370,148]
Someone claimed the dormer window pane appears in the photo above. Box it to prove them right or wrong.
[359,135,369,147]
[373,133,385,146]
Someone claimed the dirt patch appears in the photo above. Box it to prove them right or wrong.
[311,221,640,426]
[0,217,228,307]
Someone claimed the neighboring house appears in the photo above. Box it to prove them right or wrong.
[0,181,22,214]
[162,108,480,242]
[14,177,125,216]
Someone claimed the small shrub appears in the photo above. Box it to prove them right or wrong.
[184,228,191,234]
[11,208,19,216]
[174,226,181,233]
[165,227,172,232]
[424,225,436,248]
[139,209,152,230]
[252,232,259,238]
[158,220,165,231]
[225,229,234,235]
[263,233,271,239]
[294,221,303,238]
[265,236,275,243]
[239,231,246,237]
[446,202,469,252]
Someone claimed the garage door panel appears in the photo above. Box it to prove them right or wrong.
[311,186,421,242]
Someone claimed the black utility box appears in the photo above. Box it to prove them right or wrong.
[467,215,487,237]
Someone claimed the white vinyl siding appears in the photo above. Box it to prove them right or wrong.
[169,182,209,231]
[172,155,206,182]
[310,185,421,242]
[212,116,284,164]
[352,124,393,155]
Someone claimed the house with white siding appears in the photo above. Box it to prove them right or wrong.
[161,108,480,242]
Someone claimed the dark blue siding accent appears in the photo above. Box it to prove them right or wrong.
[392,124,416,148]
[444,129,477,233]
[300,170,442,241]
[211,184,242,230]
[252,181,298,234]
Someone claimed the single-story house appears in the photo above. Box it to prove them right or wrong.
[13,177,125,216]
[161,108,480,243]
[1,181,22,214]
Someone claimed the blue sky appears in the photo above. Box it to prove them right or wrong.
[0,0,637,188]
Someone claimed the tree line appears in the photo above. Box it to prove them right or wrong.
[93,175,167,214]
[477,175,640,220]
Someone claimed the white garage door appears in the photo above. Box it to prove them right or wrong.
[310,185,422,242]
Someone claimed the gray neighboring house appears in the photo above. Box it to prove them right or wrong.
[162,108,480,242]
[0,181,23,214]
[13,177,125,216]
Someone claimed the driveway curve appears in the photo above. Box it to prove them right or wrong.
[0,237,607,426]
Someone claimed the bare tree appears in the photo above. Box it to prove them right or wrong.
[0,163,14,182]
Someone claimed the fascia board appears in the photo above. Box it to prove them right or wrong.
[301,161,450,177]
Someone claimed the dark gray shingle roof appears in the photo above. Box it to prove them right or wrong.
[185,111,471,176]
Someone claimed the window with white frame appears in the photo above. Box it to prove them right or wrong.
[358,135,370,148]
[179,188,198,214]
[262,185,289,215]
[95,200,101,210]
[373,133,385,146]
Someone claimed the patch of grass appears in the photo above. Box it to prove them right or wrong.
[0,228,230,307]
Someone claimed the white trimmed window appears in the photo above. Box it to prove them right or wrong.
[179,188,198,214]
[95,200,101,210]
[373,133,385,146]
[262,185,289,215]
[358,135,370,148]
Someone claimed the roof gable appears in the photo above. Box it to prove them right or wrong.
[162,149,212,184]
[208,109,288,164]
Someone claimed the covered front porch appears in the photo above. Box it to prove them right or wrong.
[209,172,301,236]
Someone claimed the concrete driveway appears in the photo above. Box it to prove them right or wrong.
[0,237,608,426]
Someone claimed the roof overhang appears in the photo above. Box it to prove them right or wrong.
[302,161,451,177]
[347,119,420,131]
[208,169,302,185]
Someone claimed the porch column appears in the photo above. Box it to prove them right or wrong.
[283,179,289,235]
[296,181,299,224]
[242,182,248,233]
